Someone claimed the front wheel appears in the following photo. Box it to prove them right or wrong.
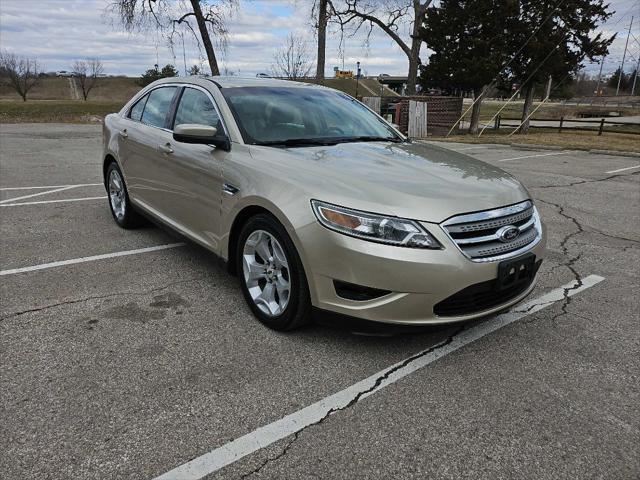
[237,214,311,331]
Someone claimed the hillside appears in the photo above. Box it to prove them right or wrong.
[0,76,141,102]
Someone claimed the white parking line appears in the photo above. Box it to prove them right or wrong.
[605,165,640,174]
[0,185,78,204]
[0,243,186,276]
[0,196,107,207]
[455,145,489,151]
[497,151,570,162]
[0,183,102,191]
[153,274,605,480]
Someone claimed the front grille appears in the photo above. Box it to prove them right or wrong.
[442,201,541,262]
[433,260,541,316]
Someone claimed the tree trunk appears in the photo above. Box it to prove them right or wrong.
[520,83,536,134]
[469,87,484,134]
[405,7,423,95]
[406,55,420,95]
[316,0,328,79]
[190,0,220,76]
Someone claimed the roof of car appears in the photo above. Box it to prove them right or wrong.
[203,76,322,89]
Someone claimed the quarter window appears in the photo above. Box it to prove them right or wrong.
[140,86,178,128]
[174,88,222,130]
[129,94,148,121]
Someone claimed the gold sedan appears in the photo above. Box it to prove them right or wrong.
[102,77,545,331]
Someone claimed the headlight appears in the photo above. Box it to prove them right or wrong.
[311,200,441,249]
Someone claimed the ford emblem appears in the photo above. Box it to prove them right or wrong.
[497,225,520,243]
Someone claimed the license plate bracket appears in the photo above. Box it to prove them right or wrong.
[497,254,536,291]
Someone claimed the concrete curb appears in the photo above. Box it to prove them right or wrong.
[589,149,640,158]
[425,139,640,158]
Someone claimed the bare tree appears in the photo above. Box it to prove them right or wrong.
[72,59,104,100]
[109,0,238,76]
[0,51,41,101]
[271,34,314,80]
[312,0,337,79]
[334,0,431,94]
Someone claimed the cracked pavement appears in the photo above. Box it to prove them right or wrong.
[1,127,639,479]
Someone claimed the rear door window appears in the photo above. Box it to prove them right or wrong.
[173,88,222,131]
[140,86,178,128]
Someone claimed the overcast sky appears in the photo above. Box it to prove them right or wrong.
[0,0,638,78]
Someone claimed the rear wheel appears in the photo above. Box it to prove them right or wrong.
[237,214,311,331]
[106,161,143,228]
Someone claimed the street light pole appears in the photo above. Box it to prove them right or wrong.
[631,54,640,96]
[355,61,361,99]
[595,54,606,95]
[616,16,633,96]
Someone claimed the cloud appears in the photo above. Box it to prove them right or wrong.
[0,0,634,77]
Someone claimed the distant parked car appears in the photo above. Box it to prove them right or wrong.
[256,73,270,78]
[102,76,545,331]
[56,71,75,77]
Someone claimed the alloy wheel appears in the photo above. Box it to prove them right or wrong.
[108,168,126,220]
[242,230,291,317]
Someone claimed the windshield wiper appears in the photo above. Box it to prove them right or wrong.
[334,135,403,144]
[255,138,338,147]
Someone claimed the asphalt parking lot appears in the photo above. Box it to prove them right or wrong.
[1,123,638,480]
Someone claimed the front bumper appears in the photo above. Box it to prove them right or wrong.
[296,219,546,325]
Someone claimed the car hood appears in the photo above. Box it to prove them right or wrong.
[250,141,530,223]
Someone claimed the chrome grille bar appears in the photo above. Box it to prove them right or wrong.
[441,201,542,262]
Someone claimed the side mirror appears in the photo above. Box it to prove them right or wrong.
[173,124,231,151]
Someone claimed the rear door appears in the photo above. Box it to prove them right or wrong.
[159,86,228,249]
[123,85,179,211]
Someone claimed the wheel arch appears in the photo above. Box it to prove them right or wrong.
[225,202,310,281]
[103,154,118,190]
[227,205,273,276]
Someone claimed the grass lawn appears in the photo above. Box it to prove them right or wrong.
[432,129,640,153]
[0,100,125,123]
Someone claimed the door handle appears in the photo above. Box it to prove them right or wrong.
[118,129,128,138]
[158,143,174,154]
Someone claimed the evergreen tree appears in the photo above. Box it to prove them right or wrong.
[419,0,519,133]
[504,0,613,132]
[137,64,179,87]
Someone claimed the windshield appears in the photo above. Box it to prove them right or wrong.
[221,86,401,146]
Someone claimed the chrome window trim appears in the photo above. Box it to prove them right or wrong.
[172,84,230,137]
[440,202,542,263]
[120,83,229,137]
[121,84,179,132]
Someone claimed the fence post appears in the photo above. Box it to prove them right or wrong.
[497,115,501,129]
[598,118,605,136]
[558,117,564,133]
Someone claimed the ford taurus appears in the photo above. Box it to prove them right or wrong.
[102,77,545,331]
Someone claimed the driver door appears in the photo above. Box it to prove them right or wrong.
[159,86,228,250]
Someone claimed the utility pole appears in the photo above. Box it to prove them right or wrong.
[544,75,552,100]
[595,54,606,95]
[616,16,633,95]
[181,33,187,76]
[632,54,640,96]
[355,61,361,98]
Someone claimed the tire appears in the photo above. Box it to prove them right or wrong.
[237,214,311,331]
[105,161,143,228]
